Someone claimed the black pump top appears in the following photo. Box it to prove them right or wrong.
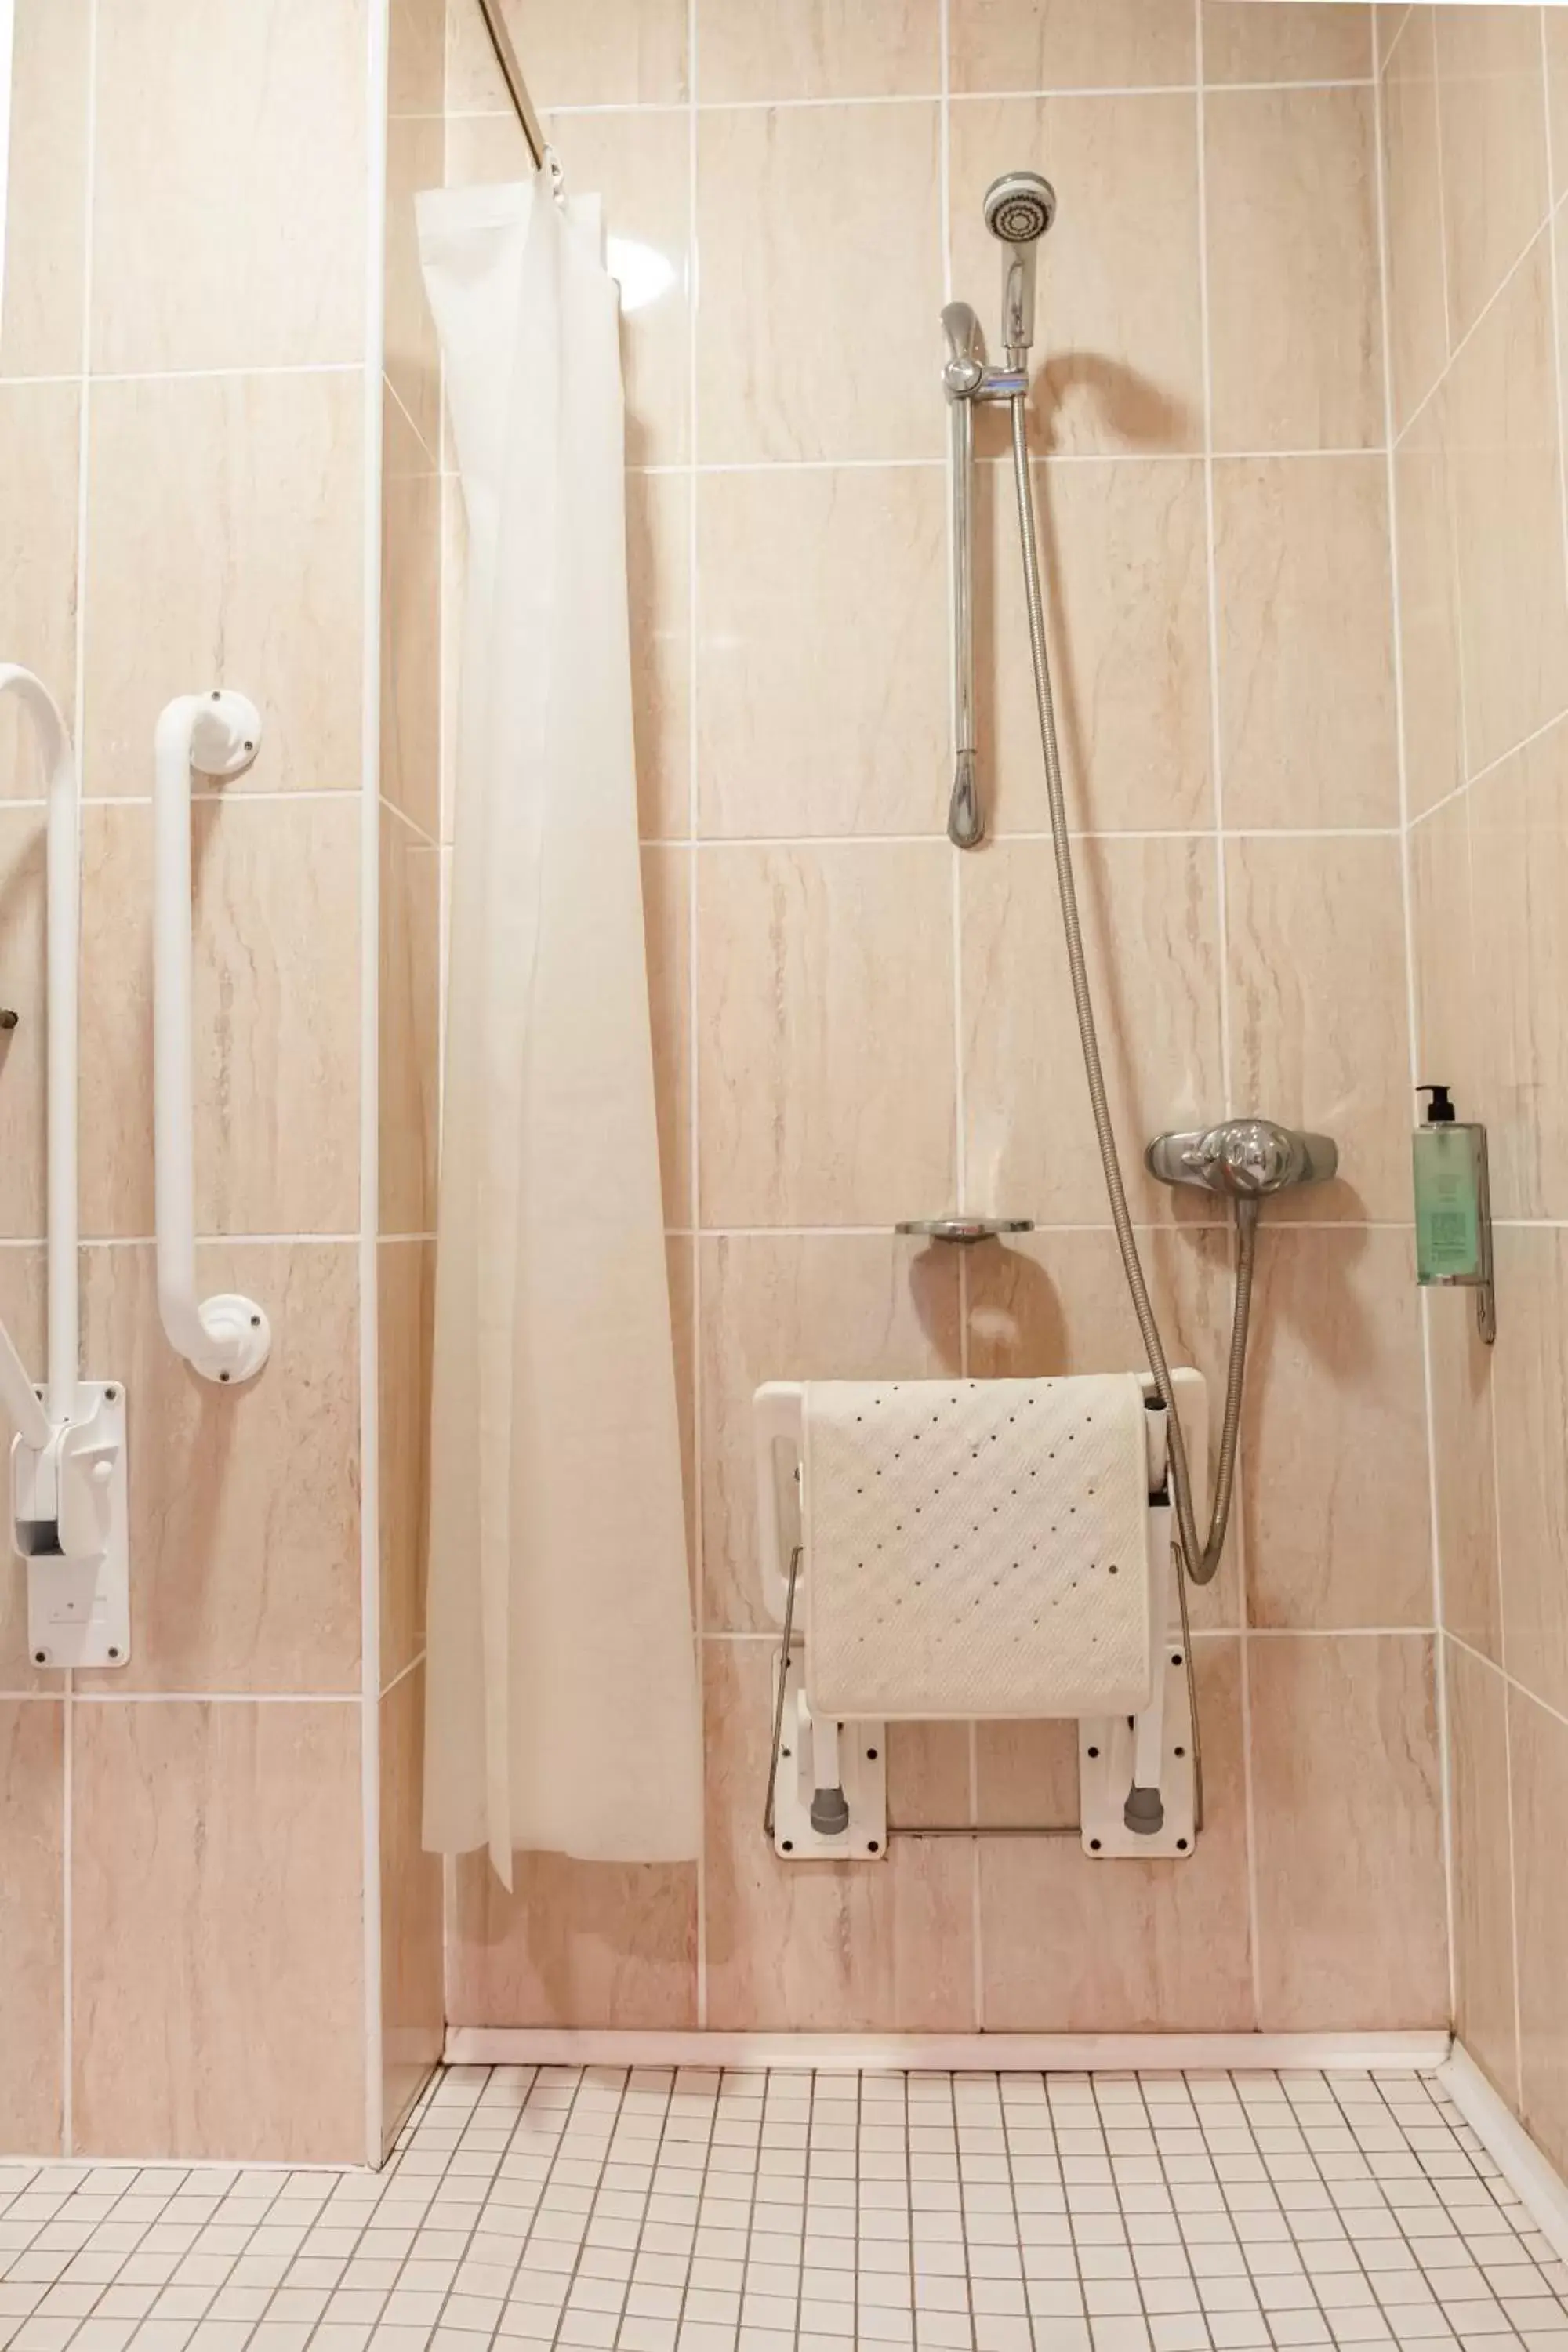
[1419,1083,1457,1124]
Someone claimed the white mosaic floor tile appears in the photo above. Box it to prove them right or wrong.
[0,2078,1563,2352]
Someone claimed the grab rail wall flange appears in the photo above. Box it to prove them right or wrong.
[153,690,270,1385]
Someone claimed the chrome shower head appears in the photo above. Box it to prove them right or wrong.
[983,169,1055,368]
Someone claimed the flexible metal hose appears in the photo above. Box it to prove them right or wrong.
[1007,396,1255,1594]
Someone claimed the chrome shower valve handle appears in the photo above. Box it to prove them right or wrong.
[1145,1120,1339,1200]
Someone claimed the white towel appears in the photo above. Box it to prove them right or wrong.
[802,1375,1154,1721]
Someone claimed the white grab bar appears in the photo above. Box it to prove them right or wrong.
[0,665,78,1440]
[153,691,270,1385]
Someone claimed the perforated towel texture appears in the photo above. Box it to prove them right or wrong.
[802,1375,1153,1721]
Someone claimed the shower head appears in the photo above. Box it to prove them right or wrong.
[983,169,1055,368]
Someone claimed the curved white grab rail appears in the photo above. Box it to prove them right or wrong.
[0,665,78,1443]
[153,691,270,1384]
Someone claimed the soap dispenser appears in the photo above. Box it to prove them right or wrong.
[1413,1085,1495,1342]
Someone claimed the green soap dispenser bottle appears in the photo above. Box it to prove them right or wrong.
[1413,1085,1495,1341]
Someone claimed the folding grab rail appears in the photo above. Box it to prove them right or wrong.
[0,663,128,1668]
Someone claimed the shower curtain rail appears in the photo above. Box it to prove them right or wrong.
[473,0,547,171]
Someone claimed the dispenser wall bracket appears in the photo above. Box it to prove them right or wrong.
[16,1380,130,1670]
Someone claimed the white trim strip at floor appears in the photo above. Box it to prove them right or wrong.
[443,2031,1455,2074]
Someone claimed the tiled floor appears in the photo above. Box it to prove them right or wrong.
[2,2070,1566,2352]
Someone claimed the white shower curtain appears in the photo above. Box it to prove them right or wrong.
[417,173,700,1882]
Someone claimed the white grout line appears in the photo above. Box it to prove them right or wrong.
[0,360,365,389]
[381,1647,426,1705]
[58,0,100,2168]
[686,0,707,2040]
[358,0,390,2173]
[1399,212,1551,455]
[1373,0,1457,2042]
[1542,12,1568,747]
[937,0,987,2030]
[620,447,1387,476]
[1192,0,1264,2034]
[437,78,1378,125]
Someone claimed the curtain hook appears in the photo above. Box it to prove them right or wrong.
[543,143,566,205]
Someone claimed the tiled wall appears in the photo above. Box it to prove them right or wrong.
[0,0,415,2161]
[380,0,447,2150]
[1380,3,1568,2174]
[442,0,1450,2036]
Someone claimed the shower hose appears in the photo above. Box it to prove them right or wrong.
[1009,395,1259,1828]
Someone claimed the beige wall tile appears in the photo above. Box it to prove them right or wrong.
[79,800,361,1240]
[89,0,367,373]
[0,386,80,793]
[889,1720,981,1831]
[0,1700,64,2154]
[83,373,364,797]
[627,472,691,844]
[1469,721,1568,1221]
[1512,1684,1568,2179]
[1434,5,1549,351]
[1445,235,1568,781]
[0,1253,47,1690]
[73,1244,360,1696]
[441,107,538,190]
[0,811,46,1240]
[949,96,1204,458]
[1250,1635,1448,2027]
[1446,1640,1519,2106]
[390,0,445,116]
[1203,3,1372,85]
[71,1700,364,2161]
[974,1716,1077,1829]
[696,103,942,464]
[982,458,1213,835]
[1205,88,1382,453]
[949,0,1195,93]
[1494,1230,1568,1722]
[380,1667,442,2150]
[1242,1229,1432,1630]
[1410,786,1475,1104]
[642,847,692,1229]
[542,109,691,470]
[695,467,948,839]
[1549,11,1568,205]
[962,836,1224,1228]
[380,813,441,1239]
[667,1236,698,1575]
[1428,1293,1501,1663]
[697,0,939,101]
[703,1640,976,2030]
[979,1640,1255,2031]
[1381,10,1449,434]
[448,1851,699,2027]
[445,0,688,110]
[699,1235,962,1634]
[1394,399,1466,817]
[381,398,442,842]
[384,115,445,464]
[379,1240,435,1693]
[1214,457,1397,829]
[0,0,90,377]
[1377,8,1414,74]
[1225,836,1410,1223]
[695,844,955,1228]
[964,1227,1243,1632]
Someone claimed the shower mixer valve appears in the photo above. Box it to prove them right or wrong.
[1145,1119,1338,1200]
